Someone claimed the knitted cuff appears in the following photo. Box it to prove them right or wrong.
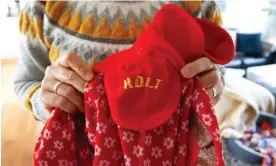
[216,65,226,87]
[30,88,51,123]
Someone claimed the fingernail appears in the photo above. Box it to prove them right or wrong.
[85,71,94,81]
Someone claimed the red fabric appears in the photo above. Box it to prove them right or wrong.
[34,4,234,166]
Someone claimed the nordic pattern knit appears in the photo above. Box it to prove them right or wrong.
[14,1,223,122]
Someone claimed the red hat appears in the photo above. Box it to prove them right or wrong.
[93,4,234,131]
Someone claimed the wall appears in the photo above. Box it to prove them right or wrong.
[222,0,270,33]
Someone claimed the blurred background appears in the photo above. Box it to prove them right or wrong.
[1,0,276,166]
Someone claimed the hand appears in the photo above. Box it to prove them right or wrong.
[41,52,94,113]
[181,57,223,105]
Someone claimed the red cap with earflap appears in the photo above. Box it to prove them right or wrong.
[93,4,234,131]
[195,18,235,65]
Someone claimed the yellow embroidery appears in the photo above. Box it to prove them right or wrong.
[29,16,36,39]
[135,76,144,88]
[45,0,54,13]
[145,77,154,88]
[67,11,82,32]
[213,10,222,26]
[154,79,162,89]
[45,39,53,49]
[93,17,111,38]
[49,47,60,63]
[49,1,65,21]
[19,11,23,33]
[143,17,151,29]
[128,18,140,39]
[111,19,128,39]
[22,12,29,34]
[79,15,95,36]
[124,78,133,89]
[124,77,162,89]
[58,7,72,26]
[36,15,45,43]
[42,1,222,40]
[183,1,202,16]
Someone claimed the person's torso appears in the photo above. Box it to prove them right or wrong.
[22,1,221,64]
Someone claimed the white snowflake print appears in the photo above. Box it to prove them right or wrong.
[104,137,115,148]
[95,145,101,156]
[71,142,76,151]
[176,105,181,114]
[143,159,151,166]
[43,129,51,140]
[185,95,193,107]
[34,151,38,159]
[145,135,152,146]
[163,137,174,149]
[88,133,96,144]
[122,131,134,143]
[84,83,93,93]
[182,86,187,95]
[46,150,56,160]
[97,99,106,110]
[167,116,174,125]
[62,129,71,141]
[69,160,77,166]
[213,128,222,142]
[196,102,204,113]
[94,97,100,108]
[71,121,75,130]
[38,160,48,166]
[96,84,105,94]
[179,145,187,156]
[86,119,90,129]
[96,122,107,134]
[58,159,68,166]
[193,90,199,101]
[39,140,44,150]
[98,73,104,80]
[53,141,64,150]
[124,155,131,166]
[174,156,178,164]
[153,126,163,135]
[181,121,188,132]
[133,145,144,157]
[85,97,93,108]
[112,150,122,160]
[162,160,172,166]
[35,137,41,144]
[99,160,110,166]
[202,114,213,126]
[52,121,61,130]
[80,148,90,159]
[151,147,162,158]
[174,128,178,136]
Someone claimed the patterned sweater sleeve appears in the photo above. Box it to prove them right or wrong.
[14,1,50,122]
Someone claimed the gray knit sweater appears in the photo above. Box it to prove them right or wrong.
[15,1,225,122]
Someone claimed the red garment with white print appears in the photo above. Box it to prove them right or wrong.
[33,74,224,166]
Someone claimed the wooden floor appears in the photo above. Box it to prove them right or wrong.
[1,59,44,166]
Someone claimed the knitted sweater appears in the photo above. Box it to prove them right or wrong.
[14,0,223,122]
